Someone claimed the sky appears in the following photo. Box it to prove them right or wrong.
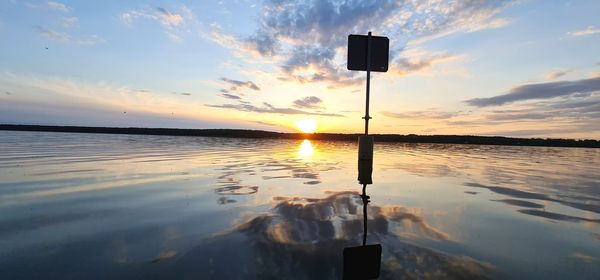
[0,0,599,139]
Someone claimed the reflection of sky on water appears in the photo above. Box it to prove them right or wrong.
[0,131,599,279]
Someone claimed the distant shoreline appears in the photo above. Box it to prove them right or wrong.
[1,124,598,148]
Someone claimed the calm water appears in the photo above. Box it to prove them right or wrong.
[0,131,599,279]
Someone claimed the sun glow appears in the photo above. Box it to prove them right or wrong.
[298,139,314,158]
[294,119,317,133]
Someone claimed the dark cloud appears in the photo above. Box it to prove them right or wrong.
[292,96,322,109]
[449,95,600,129]
[156,7,170,15]
[218,93,241,100]
[245,0,511,87]
[172,92,191,96]
[221,77,260,91]
[244,32,278,56]
[205,102,343,117]
[465,77,600,107]
[486,112,553,121]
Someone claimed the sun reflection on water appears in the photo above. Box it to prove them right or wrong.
[298,139,314,159]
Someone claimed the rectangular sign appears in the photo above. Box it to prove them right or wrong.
[347,34,389,72]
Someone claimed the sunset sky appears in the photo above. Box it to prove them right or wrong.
[1,0,599,138]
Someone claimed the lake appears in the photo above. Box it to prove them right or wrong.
[0,131,599,279]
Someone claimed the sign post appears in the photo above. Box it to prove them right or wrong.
[347,32,389,187]
[343,32,389,280]
[364,31,372,135]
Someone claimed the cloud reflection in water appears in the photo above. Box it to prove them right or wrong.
[144,192,492,279]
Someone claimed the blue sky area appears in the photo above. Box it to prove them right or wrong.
[1,0,599,138]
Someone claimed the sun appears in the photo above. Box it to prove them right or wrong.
[294,118,317,133]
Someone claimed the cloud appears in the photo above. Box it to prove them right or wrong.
[121,7,184,27]
[165,31,182,43]
[218,93,241,100]
[381,110,459,120]
[47,1,70,12]
[39,28,70,42]
[544,70,571,81]
[0,73,248,130]
[292,96,322,109]
[567,26,600,37]
[393,50,460,76]
[445,91,600,138]
[62,17,79,28]
[76,34,105,45]
[155,7,184,27]
[465,77,600,107]
[220,77,260,92]
[239,0,512,87]
[205,102,343,117]
[38,28,105,45]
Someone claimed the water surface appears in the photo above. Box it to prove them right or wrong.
[0,131,599,279]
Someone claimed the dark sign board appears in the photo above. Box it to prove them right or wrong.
[343,244,382,279]
[347,34,389,72]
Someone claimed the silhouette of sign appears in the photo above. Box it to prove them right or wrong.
[347,34,389,72]
[343,244,382,279]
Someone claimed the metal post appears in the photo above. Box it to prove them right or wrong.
[361,31,373,246]
[362,183,368,246]
[363,31,372,136]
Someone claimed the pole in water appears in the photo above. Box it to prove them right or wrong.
[361,183,369,246]
[360,32,373,246]
[343,31,387,279]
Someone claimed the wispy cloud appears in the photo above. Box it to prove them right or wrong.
[155,7,183,27]
[205,102,343,117]
[172,92,192,96]
[121,7,184,27]
[292,96,322,109]
[38,27,104,45]
[567,26,600,37]
[218,93,241,100]
[381,110,460,120]
[62,17,79,28]
[120,6,188,42]
[47,1,70,12]
[39,28,70,42]
[545,70,570,80]
[392,50,461,76]
[219,77,260,93]
[0,72,248,129]
[465,77,600,107]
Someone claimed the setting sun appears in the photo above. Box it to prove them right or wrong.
[294,119,317,133]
